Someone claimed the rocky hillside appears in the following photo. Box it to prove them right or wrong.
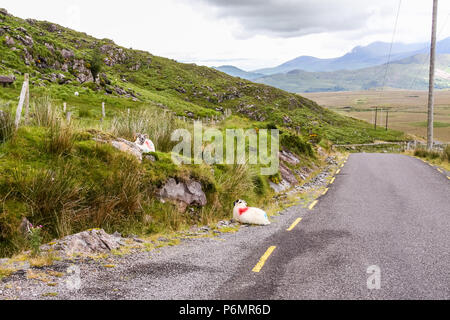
[0,8,404,144]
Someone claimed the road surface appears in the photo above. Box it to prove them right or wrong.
[2,154,449,300]
[217,153,450,300]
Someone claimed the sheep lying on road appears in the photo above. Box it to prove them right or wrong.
[233,200,270,226]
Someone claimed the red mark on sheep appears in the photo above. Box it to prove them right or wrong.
[239,208,249,215]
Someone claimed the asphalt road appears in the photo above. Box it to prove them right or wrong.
[3,153,449,300]
[216,153,450,300]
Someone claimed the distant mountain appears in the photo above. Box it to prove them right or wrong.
[253,38,450,75]
[213,65,263,80]
[254,54,450,93]
[214,38,450,80]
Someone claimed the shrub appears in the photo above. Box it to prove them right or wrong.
[88,48,103,82]
[28,224,43,257]
[280,132,314,157]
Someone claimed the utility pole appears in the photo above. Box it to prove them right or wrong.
[427,0,438,150]
[386,109,389,131]
[374,107,378,130]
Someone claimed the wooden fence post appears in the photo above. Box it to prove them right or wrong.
[24,75,30,125]
[15,73,29,129]
[63,102,67,113]
[102,102,106,119]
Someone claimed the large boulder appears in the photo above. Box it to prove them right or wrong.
[159,178,207,211]
[41,229,124,256]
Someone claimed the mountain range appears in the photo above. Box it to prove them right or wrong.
[215,38,450,92]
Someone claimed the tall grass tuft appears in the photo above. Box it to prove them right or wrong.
[110,108,186,152]
[30,96,61,128]
[47,121,75,157]
[414,146,450,163]
[442,145,450,162]
[216,163,258,215]
[11,165,83,236]
[0,109,14,143]
[81,154,145,229]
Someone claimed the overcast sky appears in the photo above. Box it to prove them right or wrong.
[2,0,450,70]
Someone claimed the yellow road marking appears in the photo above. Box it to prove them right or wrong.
[437,168,443,173]
[447,176,450,180]
[330,177,336,184]
[309,200,319,210]
[287,218,303,232]
[336,169,341,174]
[252,246,276,273]
[322,188,329,196]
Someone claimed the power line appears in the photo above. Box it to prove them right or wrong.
[408,12,450,91]
[381,0,403,92]
[373,0,402,130]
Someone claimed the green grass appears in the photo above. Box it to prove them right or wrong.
[411,122,450,128]
[414,145,450,162]
[0,99,281,257]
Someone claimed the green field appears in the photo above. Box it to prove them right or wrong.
[303,90,450,143]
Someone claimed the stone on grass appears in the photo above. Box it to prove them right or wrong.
[41,229,124,256]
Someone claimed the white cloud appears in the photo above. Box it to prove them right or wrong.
[1,0,450,70]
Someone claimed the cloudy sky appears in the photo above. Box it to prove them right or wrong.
[2,0,450,70]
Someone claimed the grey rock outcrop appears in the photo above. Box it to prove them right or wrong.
[73,59,94,83]
[159,178,207,211]
[41,229,124,256]
[61,49,74,59]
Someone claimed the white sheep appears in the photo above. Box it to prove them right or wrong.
[233,200,270,226]
[74,91,79,97]
[134,133,156,153]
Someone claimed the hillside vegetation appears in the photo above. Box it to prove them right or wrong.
[0,9,406,257]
